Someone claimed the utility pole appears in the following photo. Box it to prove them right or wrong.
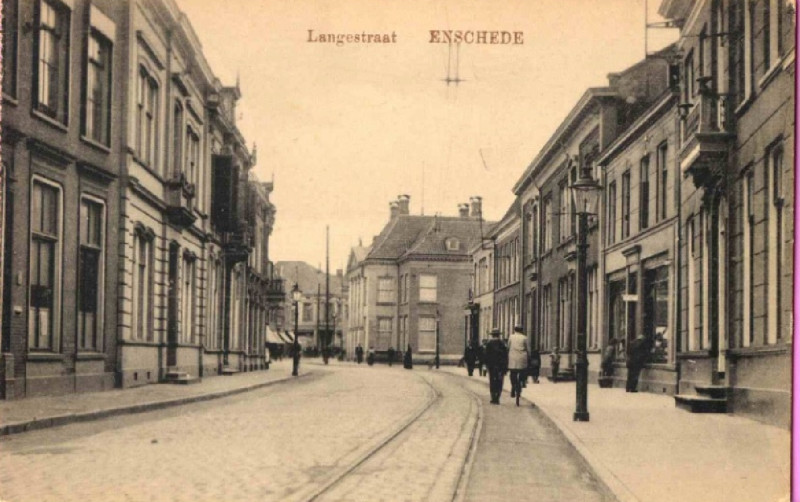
[325,225,330,363]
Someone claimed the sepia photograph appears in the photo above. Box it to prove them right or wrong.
[0,0,795,500]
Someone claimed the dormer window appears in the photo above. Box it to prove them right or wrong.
[445,237,460,251]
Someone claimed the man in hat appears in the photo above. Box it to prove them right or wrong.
[484,328,508,404]
[507,325,530,406]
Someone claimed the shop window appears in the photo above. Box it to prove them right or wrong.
[644,265,669,363]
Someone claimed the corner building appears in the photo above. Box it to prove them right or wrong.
[1,0,124,397]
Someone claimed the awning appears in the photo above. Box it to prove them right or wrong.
[266,327,284,344]
[280,331,295,344]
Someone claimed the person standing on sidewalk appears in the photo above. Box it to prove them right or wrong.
[549,349,561,382]
[387,346,396,367]
[403,344,413,369]
[626,334,650,392]
[484,328,508,405]
[507,326,530,406]
[528,348,541,384]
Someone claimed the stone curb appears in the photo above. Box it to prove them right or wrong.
[439,368,637,502]
[0,371,313,437]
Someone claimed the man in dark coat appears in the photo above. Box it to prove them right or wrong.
[476,342,486,377]
[403,344,413,369]
[387,346,396,367]
[464,342,477,377]
[355,344,364,364]
[626,335,650,392]
[528,348,541,384]
[484,329,508,404]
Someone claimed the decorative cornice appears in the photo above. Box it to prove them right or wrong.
[27,138,76,167]
[77,161,117,184]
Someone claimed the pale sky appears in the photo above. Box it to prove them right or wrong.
[177,0,678,271]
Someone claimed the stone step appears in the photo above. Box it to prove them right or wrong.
[221,367,240,376]
[163,372,200,385]
[674,394,728,413]
[695,384,729,399]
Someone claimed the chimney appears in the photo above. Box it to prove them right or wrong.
[458,203,470,218]
[390,201,399,219]
[397,194,410,215]
[469,196,483,218]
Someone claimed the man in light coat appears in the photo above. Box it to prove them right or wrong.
[507,325,530,406]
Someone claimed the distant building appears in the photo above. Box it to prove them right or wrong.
[347,195,493,363]
[490,200,521,340]
[468,219,495,345]
[276,261,346,351]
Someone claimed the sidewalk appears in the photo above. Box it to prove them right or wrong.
[0,361,308,436]
[441,366,790,502]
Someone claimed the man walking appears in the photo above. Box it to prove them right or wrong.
[507,325,530,406]
[355,344,364,364]
[387,346,396,367]
[484,328,508,405]
[464,342,477,377]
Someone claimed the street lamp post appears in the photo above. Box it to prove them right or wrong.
[435,310,440,369]
[570,167,601,422]
[292,283,302,377]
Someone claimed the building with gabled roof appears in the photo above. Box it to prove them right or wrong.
[346,195,493,363]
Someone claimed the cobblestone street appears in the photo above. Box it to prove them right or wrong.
[0,365,608,502]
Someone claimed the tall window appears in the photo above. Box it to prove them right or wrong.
[29,179,62,350]
[621,170,631,239]
[542,196,552,251]
[136,67,159,168]
[79,198,104,351]
[766,143,784,344]
[419,274,437,302]
[132,228,154,341]
[656,142,668,221]
[34,0,71,123]
[2,0,19,97]
[377,317,392,348]
[742,172,754,347]
[531,204,538,259]
[302,303,313,322]
[639,155,650,230]
[418,316,436,351]
[84,31,112,145]
[172,102,183,177]
[378,277,394,303]
[559,181,570,242]
[181,254,196,344]
[683,49,695,103]
[733,0,747,104]
[607,181,617,244]
[186,127,200,187]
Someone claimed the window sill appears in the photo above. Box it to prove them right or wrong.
[757,61,783,91]
[2,93,18,106]
[376,302,396,306]
[417,301,439,306]
[734,92,755,117]
[26,352,65,361]
[80,135,112,154]
[727,345,790,358]
[31,109,69,132]
[782,48,795,71]
[119,339,161,347]
[131,156,165,183]
[76,352,106,361]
